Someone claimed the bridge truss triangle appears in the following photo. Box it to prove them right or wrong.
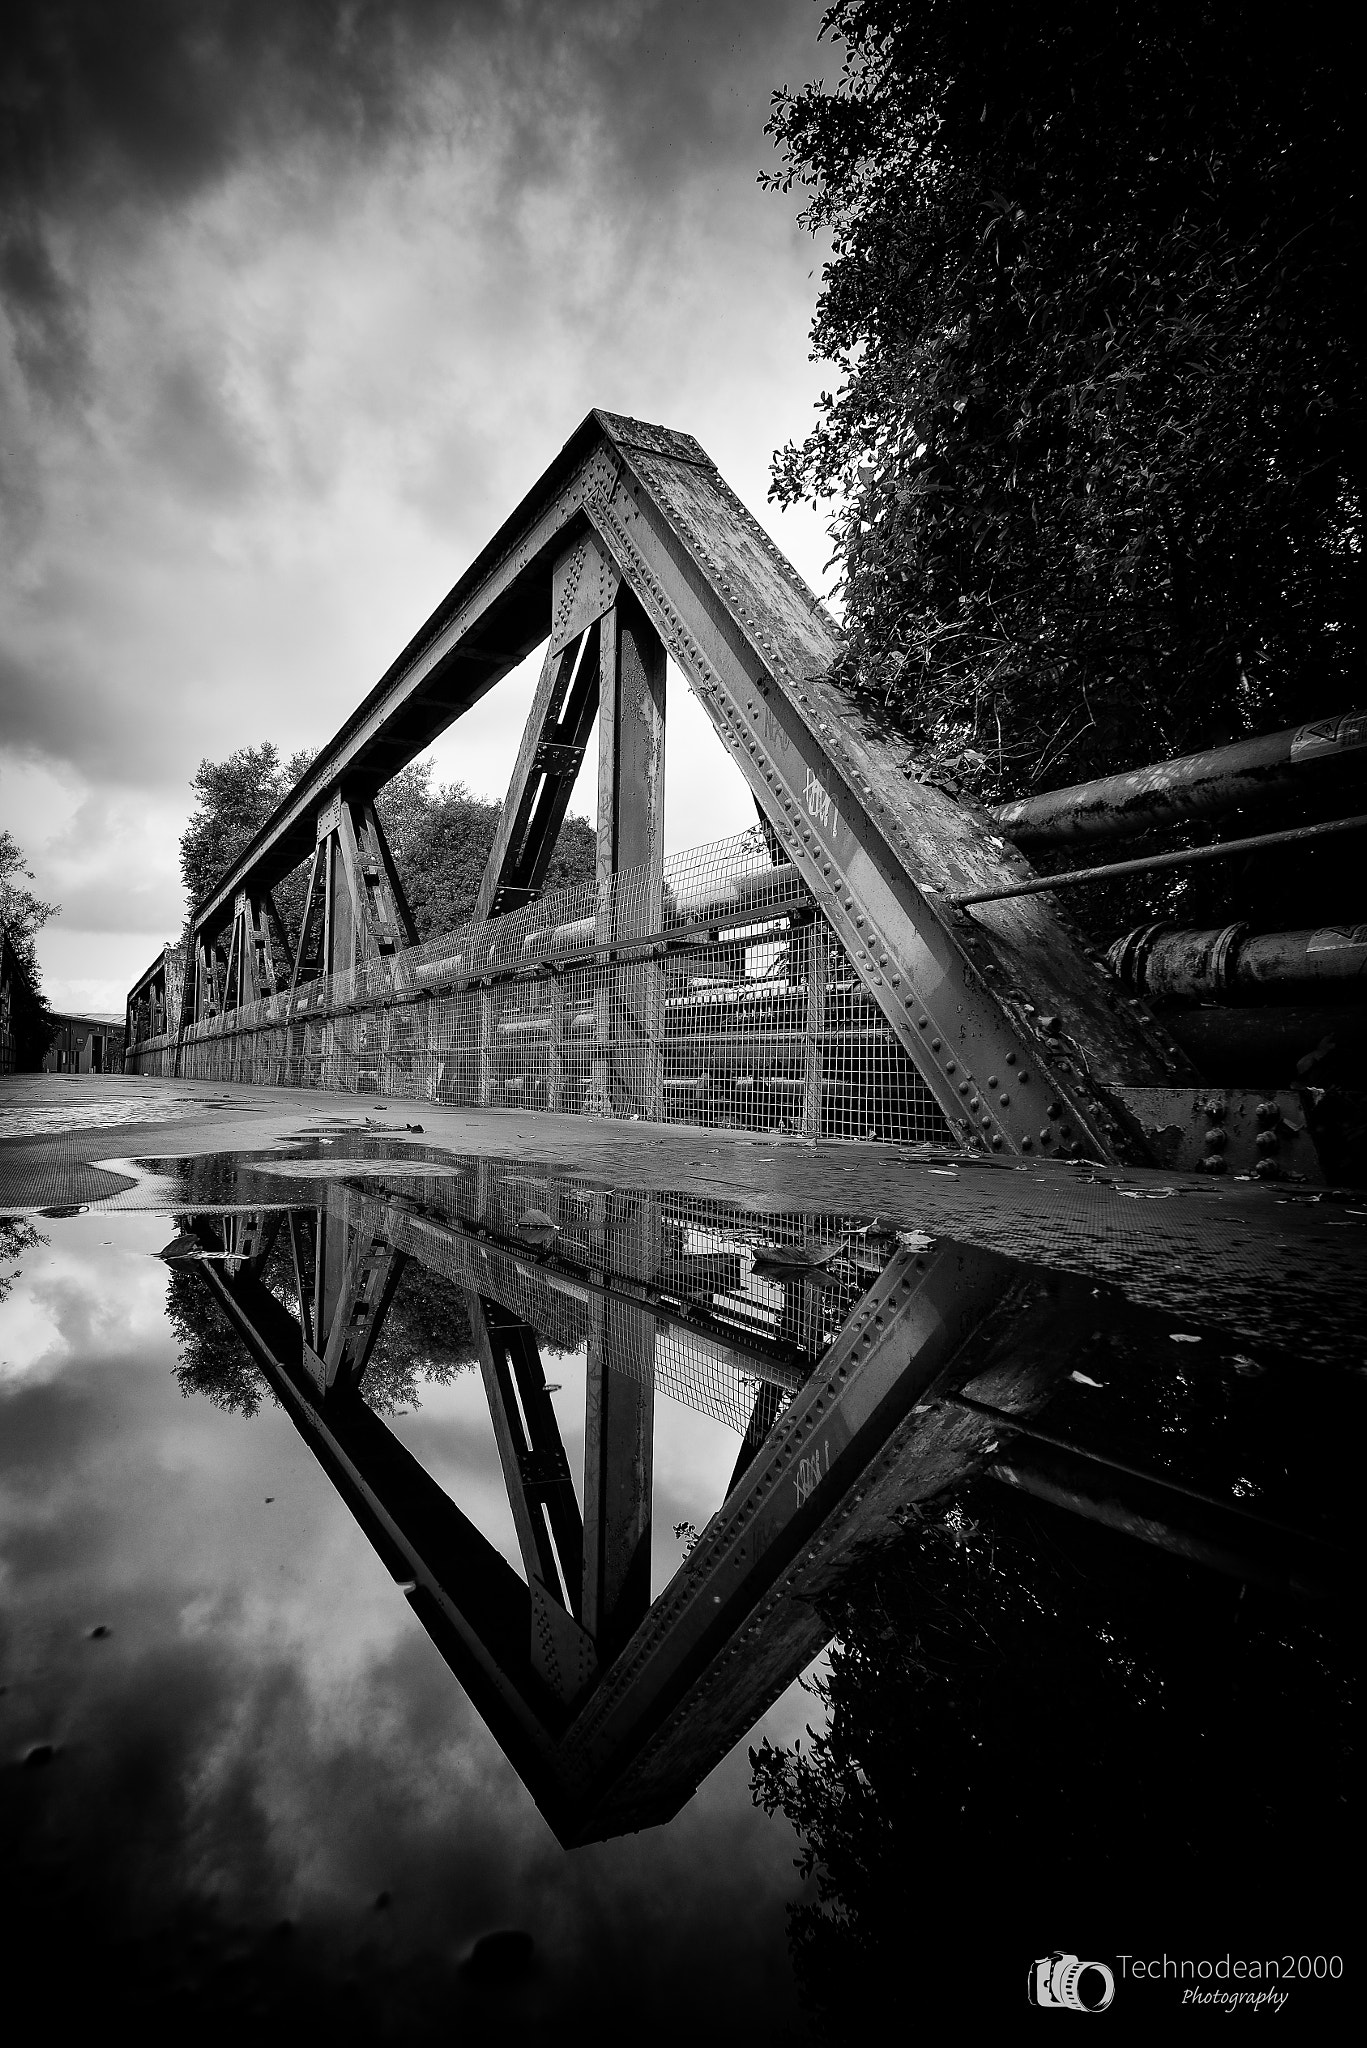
[145,408,1199,1163]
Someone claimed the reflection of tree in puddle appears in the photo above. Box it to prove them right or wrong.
[166,1260,266,1417]
[751,1482,1355,2034]
[360,1258,477,1414]
[165,1216,493,1419]
[0,1218,46,1306]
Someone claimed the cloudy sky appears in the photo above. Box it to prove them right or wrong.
[0,0,839,1015]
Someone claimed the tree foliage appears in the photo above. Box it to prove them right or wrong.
[164,1224,481,1422]
[376,760,596,942]
[0,828,58,981]
[766,1,1361,802]
[178,742,597,953]
[347,1255,478,1416]
[0,1218,45,1307]
[178,743,316,920]
[0,830,56,1063]
[166,1256,268,1419]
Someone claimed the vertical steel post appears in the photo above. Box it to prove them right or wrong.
[547,972,564,1113]
[592,594,666,1118]
[802,917,829,1138]
[479,987,496,1106]
[580,1190,656,1660]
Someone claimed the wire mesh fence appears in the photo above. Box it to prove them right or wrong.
[131,829,951,1144]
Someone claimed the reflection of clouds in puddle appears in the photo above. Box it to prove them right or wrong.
[0,1214,170,1385]
[0,1214,823,2006]
[652,1391,748,1597]
[0,1286,64,1385]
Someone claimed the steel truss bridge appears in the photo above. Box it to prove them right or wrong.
[127,410,1366,1179]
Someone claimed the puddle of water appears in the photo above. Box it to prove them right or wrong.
[0,1127,1358,2033]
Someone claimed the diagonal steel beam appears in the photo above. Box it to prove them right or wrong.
[473,628,597,922]
[580,427,1197,1162]
[467,1292,585,1612]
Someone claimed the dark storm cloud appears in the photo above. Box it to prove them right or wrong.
[1,0,449,209]
[0,1,817,401]
[0,224,88,398]
[1,0,458,400]
[1,1,833,1005]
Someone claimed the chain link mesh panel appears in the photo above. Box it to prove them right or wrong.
[132,830,951,1145]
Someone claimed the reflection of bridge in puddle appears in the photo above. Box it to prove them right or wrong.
[167,1149,1348,1845]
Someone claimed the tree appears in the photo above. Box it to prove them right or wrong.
[766,2,1361,805]
[0,829,58,981]
[178,743,315,919]
[0,830,57,1065]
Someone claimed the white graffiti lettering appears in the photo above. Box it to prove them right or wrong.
[804,767,839,838]
[793,1450,823,1508]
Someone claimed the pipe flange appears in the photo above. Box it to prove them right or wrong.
[1204,922,1250,997]
[1105,922,1172,995]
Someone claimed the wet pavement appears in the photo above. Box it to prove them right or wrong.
[0,1074,1360,2036]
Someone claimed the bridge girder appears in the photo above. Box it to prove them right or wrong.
[180,410,1199,1161]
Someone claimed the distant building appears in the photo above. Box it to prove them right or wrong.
[42,1012,126,1074]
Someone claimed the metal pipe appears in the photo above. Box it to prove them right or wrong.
[991,708,1367,848]
[1108,922,1367,1002]
[664,861,802,923]
[949,812,1367,907]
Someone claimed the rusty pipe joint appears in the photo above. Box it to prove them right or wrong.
[1107,923,1249,1002]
